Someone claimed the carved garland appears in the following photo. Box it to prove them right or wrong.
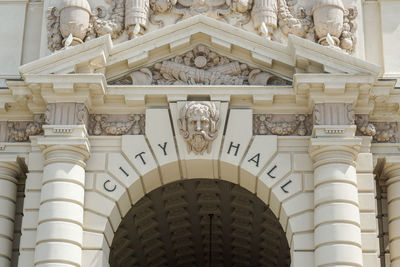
[88,114,145,136]
[253,114,312,136]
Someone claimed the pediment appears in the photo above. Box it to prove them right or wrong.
[19,15,381,83]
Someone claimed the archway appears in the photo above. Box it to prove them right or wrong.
[109,179,290,266]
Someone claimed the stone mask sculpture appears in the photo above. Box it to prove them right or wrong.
[178,102,220,154]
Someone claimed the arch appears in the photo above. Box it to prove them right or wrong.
[81,136,315,267]
[109,178,291,266]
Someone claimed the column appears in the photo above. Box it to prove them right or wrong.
[310,126,363,266]
[382,158,400,267]
[34,125,90,267]
[0,157,23,267]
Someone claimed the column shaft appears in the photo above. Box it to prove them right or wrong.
[34,145,88,267]
[384,163,400,267]
[311,145,363,267]
[0,162,20,267]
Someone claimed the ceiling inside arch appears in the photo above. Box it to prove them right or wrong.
[110,179,290,267]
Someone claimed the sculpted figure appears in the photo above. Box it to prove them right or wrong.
[252,0,284,39]
[178,102,220,155]
[125,0,150,39]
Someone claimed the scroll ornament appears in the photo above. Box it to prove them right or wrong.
[47,0,357,54]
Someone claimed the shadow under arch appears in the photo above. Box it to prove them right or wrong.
[109,178,291,267]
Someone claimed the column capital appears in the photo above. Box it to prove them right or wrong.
[37,125,90,164]
[309,131,362,168]
[382,156,400,183]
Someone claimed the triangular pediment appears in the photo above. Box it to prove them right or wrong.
[19,15,381,83]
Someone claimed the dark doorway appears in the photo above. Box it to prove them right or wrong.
[110,179,290,266]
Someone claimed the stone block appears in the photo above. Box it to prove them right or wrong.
[303,173,314,192]
[291,251,314,267]
[86,153,106,171]
[360,212,378,232]
[359,192,377,212]
[25,173,42,190]
[28,152,44,171]
[361,232,379,253]
[220,109,252,184]
[270,173,302,218]
[356,153,373,173]
[240,135,277,193]
[291,232,314,250]
[257,153,291,203]
[146,108,180,184]
[95,173,131,217]
[106,153,144,205]
[121,135,161,193]
[293,153,313,171]
[357,173,375,192]
[23,191,40,210]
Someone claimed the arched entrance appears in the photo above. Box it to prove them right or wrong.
[109,179,290,266]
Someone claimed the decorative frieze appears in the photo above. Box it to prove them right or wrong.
[88,114,145,135]
[47,0,358,54]
[0,115,45,142]
[110,45,291,85]
[253,114,312,136]
[355,115,399,143]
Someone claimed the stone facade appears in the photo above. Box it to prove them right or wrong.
[0,0,400,267]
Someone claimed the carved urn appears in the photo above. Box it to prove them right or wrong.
[59,0,92,45]
[312,0,344,47]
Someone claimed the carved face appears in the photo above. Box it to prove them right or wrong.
[179,102,219,154]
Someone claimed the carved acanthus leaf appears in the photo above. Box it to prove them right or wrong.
[109,45,291,86]
[253,114,312,136]
[88,114,145,136]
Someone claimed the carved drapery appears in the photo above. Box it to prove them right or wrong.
[47,0,357,54]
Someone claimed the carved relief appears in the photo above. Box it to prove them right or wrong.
[178,102,220,154]
[88,114,145,135]
[253,114,311,136]
[86,0,125,41]
[47,0,358,53]
[313,103,355,125]
[355,115,399,143]
[312,0,357,53]
[45,103,89,126]
[110,45,290,85]
[6,115,45,142]
[47,0,358,54]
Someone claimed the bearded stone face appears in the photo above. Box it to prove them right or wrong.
[179,102,219,155]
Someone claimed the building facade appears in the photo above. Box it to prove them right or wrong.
[0,0,400,266]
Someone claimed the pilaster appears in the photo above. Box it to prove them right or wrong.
[0,155,25,267]
[382,156,400,267]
